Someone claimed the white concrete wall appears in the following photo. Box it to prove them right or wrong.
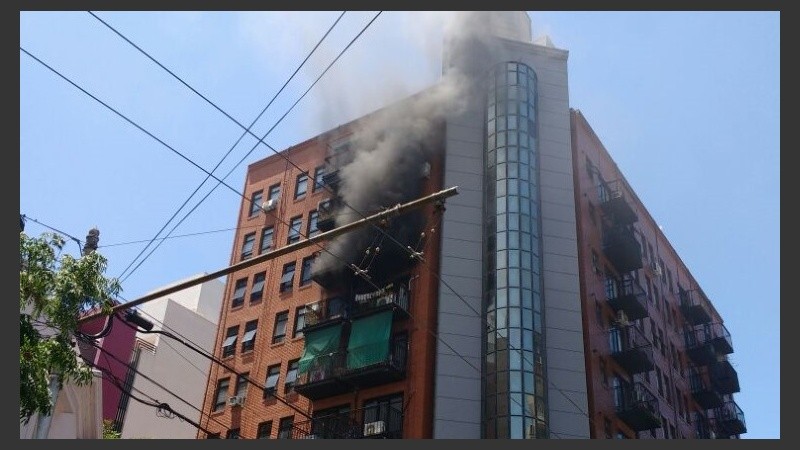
[20,372,103,439]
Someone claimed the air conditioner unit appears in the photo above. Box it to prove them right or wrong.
[227,395,245,407]
[363,420,386,436]
[651,261,663,277]
[263,198,278,212]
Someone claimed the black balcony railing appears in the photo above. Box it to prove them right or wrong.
[709,360,740,395]
[613,381,660,431]
[303,297,349,332]
[294,339,407,401]
[321,170,341,192]
[291,405,403,439]
[689,366,724,410]
[603,225,643,273]
[609,325,655,375]
[685,323,734,365]
[679,289,713,325]
[694,413,719,439]
[316,198,338,233]
[352,282,410,319]
[605,277,648,321]
[598,179,638,226]
[714,401,746,438]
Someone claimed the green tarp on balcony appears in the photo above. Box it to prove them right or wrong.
[298,324,342,374]
[346,310,393,370]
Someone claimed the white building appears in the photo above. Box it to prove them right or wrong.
[118,275,224,439]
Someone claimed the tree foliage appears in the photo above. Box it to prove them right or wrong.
[102,420,121,439]
[19,232,120,423]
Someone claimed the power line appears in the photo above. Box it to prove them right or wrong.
[85,11,346,282]
[115,11,382,285]
[20,214,83,253]
[100,226,242,248]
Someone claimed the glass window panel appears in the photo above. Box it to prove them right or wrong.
[487,309,496,331]
[488,133,496,149]
[508,287,520,307]
[522,271,532,289]
[508,230,520,248]
[523,351,535,371]
[497,231,507,250]
[507,195,518,213]
[497,147,507,163]
[533,292,542,313]
[508,115,518,130]
[508,146,519,162]
[510,349,522,370]
[497,163,507,179]
[510,371,523,393]
[509,250,520,268]
[521,251,532,270]
[496,195,506,214]
[497,131,506,147]
[509,328,521,351]
[497,351,509,372]
[497,250,507,269]
[488,104,495,118]
[488,119,496,136]
[509,307,521,328]
[496,307,508,329]
[507,101,516,115]
[534,312,542,330]
[522,308,533,330]
[497,115,506,131]
[508,213,520,231]
[520,181,530,198]
[496,179,506,197]
[497,269,508,289]
[520,198,531,215]
[522,290,532,309]
[487,148,496,166]
[510,416,524,439]
[509,268,520,287]
[520,148,529,165]
[508,162,519,179]
[496,214,506,233]
[508,179,519,196]
[496,288,508,309]
[521,217,531,233]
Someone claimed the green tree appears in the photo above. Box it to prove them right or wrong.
[19,231,119,423]
[102,420,121,439]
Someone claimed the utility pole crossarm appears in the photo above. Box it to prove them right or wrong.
[78,186,459,325]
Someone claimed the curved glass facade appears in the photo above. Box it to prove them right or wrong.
[483,61,548,439]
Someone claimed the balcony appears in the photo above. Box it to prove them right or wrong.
[679,289,712,325]
[715,401,746,437]
[709,360,740,395]
[303,297,349,333]
[339,339,407,389]
[689,366,724,410]
[605,277,648,321]
[613,381,661,431]
[694,413,719,439]
[290,404,403,439]
[609,325,654,375]
[351,282,410,320]
[603,225,643,273]
[294,351,351,400]
[685,323,734,366]
[598,179,638,226]
[321,170,341,192]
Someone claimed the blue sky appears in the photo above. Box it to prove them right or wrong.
[20,11,779,438]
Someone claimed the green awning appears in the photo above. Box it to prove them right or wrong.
[298,324,342,374]
[346,310,393,370]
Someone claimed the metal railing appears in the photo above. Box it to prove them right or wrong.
[352,282,410,316]
[291,404,403,439]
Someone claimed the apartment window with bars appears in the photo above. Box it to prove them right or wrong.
[307,210,319,237]
[284,359,299,394]
[213,378,230,411]
[249,190,263,217]
[231,278,247,308]
[222,326,238,358]
[295,173,308,200]
[287,216,303,244]
[313,165,325,192]
[241,320,258,353]
[279,262,296,292]
[300,256,314,286]
[264,364,280,397]
[293,306,305,338]
[272,311,289,344]
[235,372,249,398]
[278,417,294,439]
[257,421,273,439]
[241,232,256,260]
[251,272,266,303]
[260,226,274,254]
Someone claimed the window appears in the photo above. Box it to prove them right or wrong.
[293,306,306,338]
[294,173,308,199]
[656,367,664,396]
[272,311,289,344]
[300,256,314,286]
[250,272,266,303]
[648,244,655,263]
[659,328,666,356]
[363,393,403,438]
[604,417,612,438]
[249,190,263,217]
[287,216,303,244]
[235,372,249,398]
[226,428,241,439]
[207,433,220,439]
[213,378,230,411]
[653,286,660,310]
[645,276,653,302]
[278,416,294,439]
[313,166,325,192]
[264,364,280,397]
[284,359,299,393]
[588,202,597,226]
[257,421,273,439]
[241,232,256,260]
[280,262,296,292]
[659,258,666,283]
[604,276,617,300]
[595,301,604,325]
[242,320,258,353]
[268,183,281,202]
[222,326,239,358]
[231,278,247,308]
[260,227,274,254]
[307,210,319,237]
[591,250,601,275]
[667,268,674,293]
